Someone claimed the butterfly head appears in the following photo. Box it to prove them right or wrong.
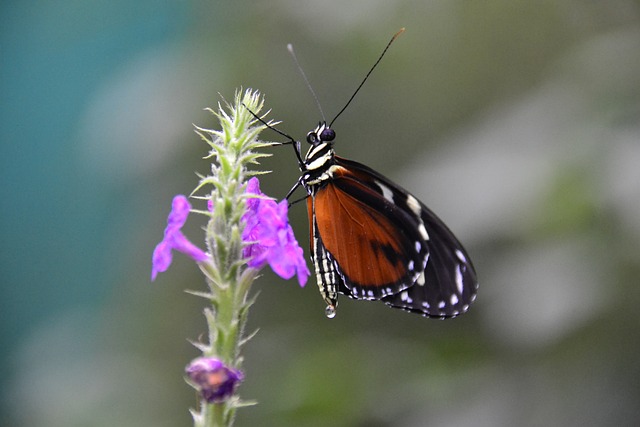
[302,122,337,174]
[306,122,336,146]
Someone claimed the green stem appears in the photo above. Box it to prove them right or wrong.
[189,89,271,427]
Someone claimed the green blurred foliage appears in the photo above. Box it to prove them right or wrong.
[2,0,640,426]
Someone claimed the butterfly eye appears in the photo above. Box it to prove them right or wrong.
[306,132,319,145]
[320,128,336,141]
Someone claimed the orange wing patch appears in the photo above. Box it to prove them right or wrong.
[313,179,412,288]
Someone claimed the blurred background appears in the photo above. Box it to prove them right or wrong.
[2,0,640,426]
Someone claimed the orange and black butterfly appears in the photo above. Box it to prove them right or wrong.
[257,29,477,318]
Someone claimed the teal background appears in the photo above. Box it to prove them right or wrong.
[2,1,640,426]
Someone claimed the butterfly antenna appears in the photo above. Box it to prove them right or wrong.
[242,103,295,142]
[329,28,405,128]
[241,103,305,166]
[288,43,326,122]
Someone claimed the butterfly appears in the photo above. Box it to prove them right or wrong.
[254,29,478,318]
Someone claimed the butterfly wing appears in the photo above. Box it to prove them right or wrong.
[311,156,477,317]
[309,162,430,304]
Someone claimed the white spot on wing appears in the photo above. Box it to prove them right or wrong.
[418,223,429,241]
[406,195,421,216]
[399,290,413,303]
[375,180,395,204]
[455,264,464,294]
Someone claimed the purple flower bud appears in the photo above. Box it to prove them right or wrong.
[186,357,244,403]
[151,195,208,281]
[242,178,310,286]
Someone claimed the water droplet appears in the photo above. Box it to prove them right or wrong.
[325,305,336,319]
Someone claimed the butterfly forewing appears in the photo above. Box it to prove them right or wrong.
[322,156,477,317]
[311,166,429,302]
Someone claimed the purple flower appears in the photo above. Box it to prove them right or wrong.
[151,179,309,286]
[151,195,208,281]
[186,357,244,403]
[242,178,310,286]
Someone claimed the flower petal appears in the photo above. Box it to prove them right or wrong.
[151,241,173,281]
[151,195,208,281]
[169,230,208,262]
[241,182,309,286]
[167,195,191,229]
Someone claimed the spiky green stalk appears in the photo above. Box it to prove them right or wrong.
[189,89,275,426]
